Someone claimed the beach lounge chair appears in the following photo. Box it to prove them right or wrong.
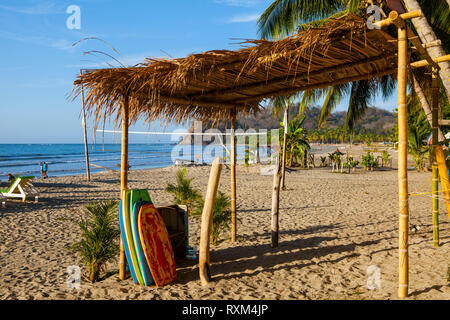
[0,193,5,208]
[1,176,39,203]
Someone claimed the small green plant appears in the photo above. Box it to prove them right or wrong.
[361,152,378,171]
[320,156,327,167]
[244,149,250,167]
[343,155,359,172]
[165,167,202,214]
[193,191,232,245]
[68,200,120,283]
[381,150,391,167]
[328,150,344,172]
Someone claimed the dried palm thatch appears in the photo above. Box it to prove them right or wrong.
[73,13,400,130]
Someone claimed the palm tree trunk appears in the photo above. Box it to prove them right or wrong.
[281,104,288,190]
[403,0,450,100]
[410,73,446,142]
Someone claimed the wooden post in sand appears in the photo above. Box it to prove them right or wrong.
[119,94,129,280]
[80,81,90,182]
[271,161,282,248]
[393,11,410,298]
[431,67,440,247]
[230,109,237,243]
[199,157,222,285]
[281,102,288,190]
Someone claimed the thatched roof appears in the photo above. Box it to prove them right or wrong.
[73,13,399,127]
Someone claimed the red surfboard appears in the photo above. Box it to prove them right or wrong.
[138,204,177,287]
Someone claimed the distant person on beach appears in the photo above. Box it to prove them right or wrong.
[7,174,16,188]
[8,173,15,184]
[41,162,48,179]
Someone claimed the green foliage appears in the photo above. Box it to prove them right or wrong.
[165,167,202,213]
[281,115,311,167]
[320,156,327,167]
[244,149,250,167]
[68,200,120,283]
[381,150,391,167]
[257,0,449,133]
[408,125,429,172]
[361,152,378,171]
[343,155,359,171]
[193,191,232,245]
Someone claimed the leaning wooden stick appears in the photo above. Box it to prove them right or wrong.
[271,161,282,248]
[199,157,222,286]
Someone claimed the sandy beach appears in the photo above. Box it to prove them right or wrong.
[0,144,449,300]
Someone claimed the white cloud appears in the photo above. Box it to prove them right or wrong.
[0,2,60,15]
[228,13,260,23]
[0,30,76,52]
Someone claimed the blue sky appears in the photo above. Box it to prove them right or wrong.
[0,0,397,143]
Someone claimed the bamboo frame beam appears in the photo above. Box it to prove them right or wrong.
[373,9,423,28]
[397,22,409,299]
[119,95,129,280]
[230,109,237,243]
[389,11,439,70]
[235,67,397,104]
[153,94,240,110]
[410,54,450,69]
[199,157,222,285]
[432,67,440,247]
[190,54,393,100]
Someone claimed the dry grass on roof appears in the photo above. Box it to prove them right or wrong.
[73,13,399,129]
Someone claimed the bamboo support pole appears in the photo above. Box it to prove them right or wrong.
[432,67,440,247]
[119,95,129,280]
[199,157,222,285]
[281,103,288,190]
[230,109,237,243]
[80,82,91,182]
[397,23,409,299]
[404,0,450,101]
[411,54,450,69]
[373,9,422,28]
[435,146,450,221]
[271,161,282,248]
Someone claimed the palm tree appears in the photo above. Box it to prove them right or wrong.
[283,115,311,166]
[69,200,120,283]
[257,0,449,132]
[408,125,429,171]
[193,191,232,245]
[404,0,450,100]
[165,167,202,214]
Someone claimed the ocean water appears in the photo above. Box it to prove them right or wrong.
[0,143,253,179]
[0,143,178,179]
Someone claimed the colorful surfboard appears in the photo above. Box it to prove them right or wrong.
[121,190,145,285]
[132,201,154,286]
[129,190,152,285]
[119,195,138,284]
[138,204,177,287]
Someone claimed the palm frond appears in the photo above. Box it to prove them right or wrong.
[318,83,350,127]
[257,0,345,39]
[345,79,377,131]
